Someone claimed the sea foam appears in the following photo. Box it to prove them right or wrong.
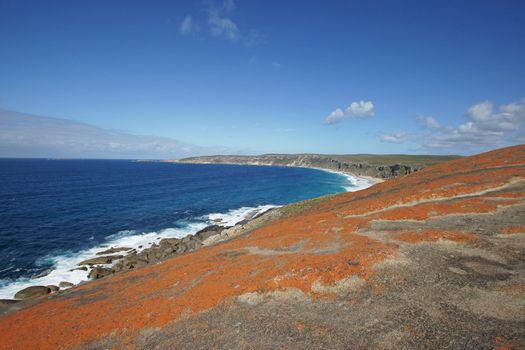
[310,167,375,192]
[0,170,370,299]
[0,205,278,299]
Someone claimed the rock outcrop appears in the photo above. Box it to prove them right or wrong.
[0,145,523,349]
[13,286,51,300]
[175,153,460,179]
[95,247,131,255]
[78,255,124,266]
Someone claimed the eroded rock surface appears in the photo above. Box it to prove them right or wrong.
[0,145,524,349]
[13,286,51,300]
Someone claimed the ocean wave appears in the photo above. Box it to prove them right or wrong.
[0,204,277,299]
[310,167,374,192]
[206,204,278,227]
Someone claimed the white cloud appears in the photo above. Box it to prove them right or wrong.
[468,101,492,121]
[346,101,375,118]
[208,13,239,40]
[180,0,268,51]
[325,108,345,124]
[464,99,523,132]
[0,110,237,159]
[325,100,374,125]
[388,97,525,153]
[179,15,195,35]
[207,0,240,40]
[271,61,282,69]
[380,132,409,144]
[424,116,442,129]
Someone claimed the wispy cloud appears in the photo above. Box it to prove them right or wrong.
[421,98,525,151]
[422,115,443,130]
[179,15,196,35]
[0,110,236,159]
[380,132,409,144]
[180,0,268,48]
[208,12,239,40]
[222,0,235,13]
[325,100,375,125]
[243,31,268,47]
[379,97,525,153]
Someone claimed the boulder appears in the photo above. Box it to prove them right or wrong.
[78,255,123,266]
[70,266,88,272]
[88,267,114,280]
[58,281,74,288]
[46,285,59,292]
[195,225,223,241]
[14,286,51,300]
[96,247,131,255]
[176,239,202,254]
[113,254,145,271]
[159,238,180,248]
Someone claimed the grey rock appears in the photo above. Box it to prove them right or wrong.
[78,255,123,266]
[96,247,131,255]
[195,225,223,241]
[70,266,88,272]
[58,281,74,288]
[46,285,59,292]
[159,238,180,248]
[88,267,114,280]
[14,286,51,300]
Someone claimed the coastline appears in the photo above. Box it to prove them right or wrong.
[307,166,383,190]
[0,205,277,300]
[170,159,385,187]
[0,165,376,301]
[1,142,523,349]
[172,153,439,180]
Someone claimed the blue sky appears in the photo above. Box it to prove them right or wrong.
[1,0,524,157]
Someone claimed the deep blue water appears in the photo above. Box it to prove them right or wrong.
[0,159,354,296]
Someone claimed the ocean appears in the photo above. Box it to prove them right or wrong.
[0,158,371,298]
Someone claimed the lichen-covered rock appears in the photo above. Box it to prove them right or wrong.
[46,285,59,292]
[58,281,74,288]
[78,255,123,266]
[96,247,131,255]
[87,267,114,280]
[1,145,524,350]
[195,225,223,241]
[14,286,51,300]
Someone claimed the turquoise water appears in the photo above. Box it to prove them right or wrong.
[0,159,369,298]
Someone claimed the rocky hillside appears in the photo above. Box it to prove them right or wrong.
[175,153,460,179]
[0,145,524,349]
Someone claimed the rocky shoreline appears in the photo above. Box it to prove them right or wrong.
[1,145,523,349]
[0,166,376,305]
[0,206,282,307]
[173,154,459,180]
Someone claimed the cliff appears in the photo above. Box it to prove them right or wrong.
[0,145,524,349]
[175,153,460,179]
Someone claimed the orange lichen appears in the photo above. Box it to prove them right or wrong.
[0,144,523,349]
[375,197,520,221]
